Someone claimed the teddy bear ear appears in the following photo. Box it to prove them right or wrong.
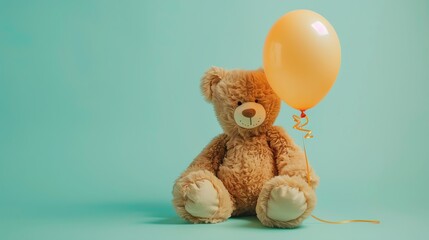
[200,66,225,102]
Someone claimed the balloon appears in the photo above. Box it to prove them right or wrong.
[263,10,341,111]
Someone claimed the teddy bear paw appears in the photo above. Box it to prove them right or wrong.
[184,179,219,218]
[266,185,307,222]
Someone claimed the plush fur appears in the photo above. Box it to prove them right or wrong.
[172,67,319,228]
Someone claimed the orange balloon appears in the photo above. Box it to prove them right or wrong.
[263,10,341,111]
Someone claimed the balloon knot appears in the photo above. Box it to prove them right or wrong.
[300,110,307,118]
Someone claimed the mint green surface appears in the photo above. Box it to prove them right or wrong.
[1,0,428,239]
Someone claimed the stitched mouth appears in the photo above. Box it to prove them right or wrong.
[238,117,263,128]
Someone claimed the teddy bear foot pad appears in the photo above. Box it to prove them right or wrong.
[184,179,220,218]
[266,185,307,222]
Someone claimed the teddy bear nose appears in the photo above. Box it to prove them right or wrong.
[242,108,256,118]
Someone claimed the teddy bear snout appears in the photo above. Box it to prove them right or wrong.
[233,102,266,129]
[242,108,256,118]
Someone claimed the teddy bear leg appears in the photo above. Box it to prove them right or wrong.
[173,170,234,223]
[256,175,316,228]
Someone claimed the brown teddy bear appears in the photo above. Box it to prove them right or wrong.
[172,67,319,228]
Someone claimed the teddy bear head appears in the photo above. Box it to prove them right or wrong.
[201,67,281,137]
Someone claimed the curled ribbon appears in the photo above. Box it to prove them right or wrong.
[292,111,380,225]
[293,113,313,139]
[292,113,312,184]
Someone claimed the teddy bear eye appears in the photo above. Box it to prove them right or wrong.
[255,99,259,103]
[237,101,242,106]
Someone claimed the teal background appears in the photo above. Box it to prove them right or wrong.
[1,0,428,239]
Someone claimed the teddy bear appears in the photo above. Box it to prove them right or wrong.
[172,67,319,228]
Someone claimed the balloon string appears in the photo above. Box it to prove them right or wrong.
[293,114,313,184]
[311,215,380,224]
[292,113,380,225]
[302,139,311,185]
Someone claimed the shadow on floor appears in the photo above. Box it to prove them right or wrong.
[17,199,179,221]
[79,200,177,219]
[18,200,307,229]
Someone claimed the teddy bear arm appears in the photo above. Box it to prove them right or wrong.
[267,126,319,188]
[173,134,233,223]
[179,133,228,178]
